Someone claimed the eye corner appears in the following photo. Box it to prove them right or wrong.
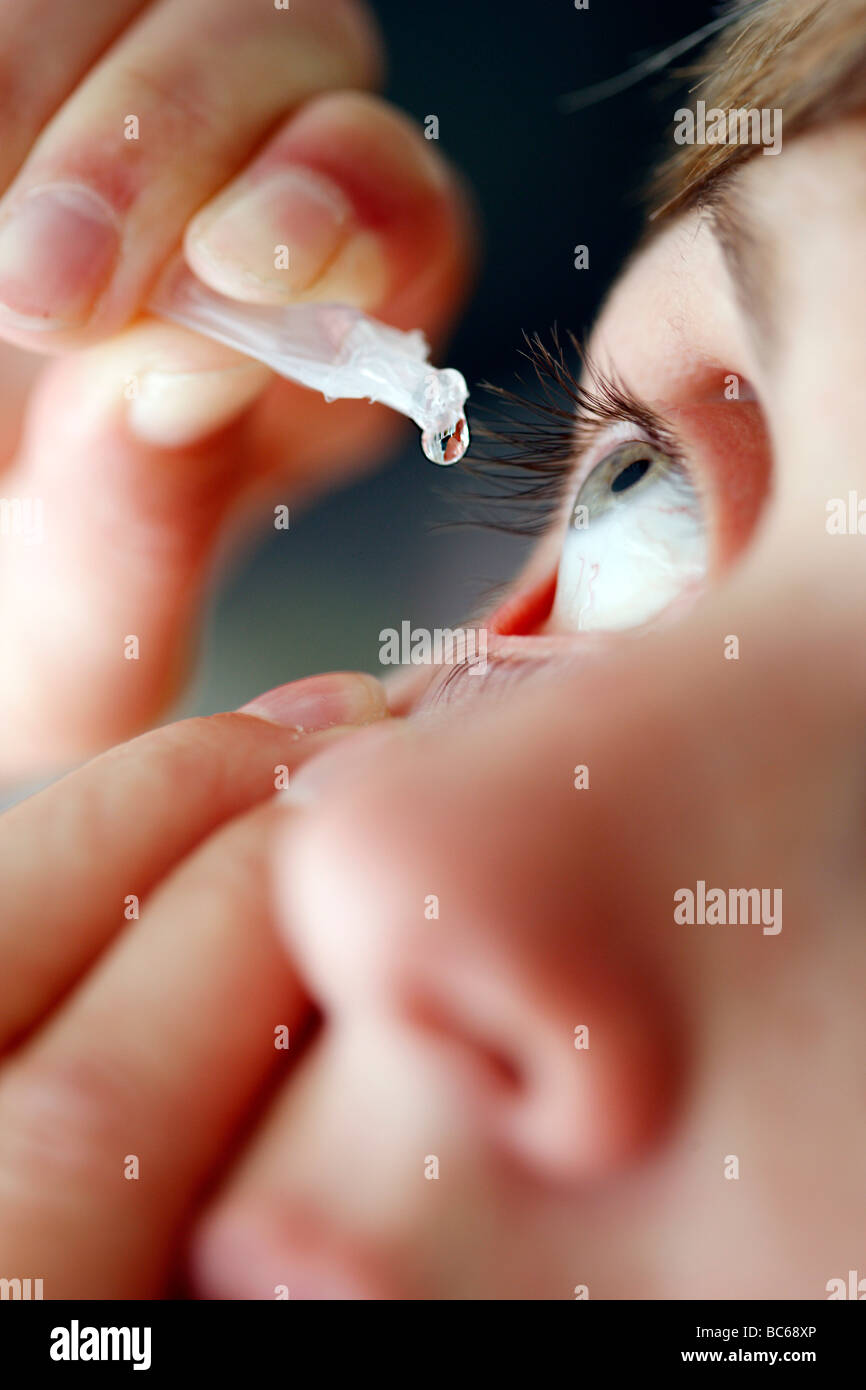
[488,570,558,638]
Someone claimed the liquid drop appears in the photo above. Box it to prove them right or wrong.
[421,413,469,465]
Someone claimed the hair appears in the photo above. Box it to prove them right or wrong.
[649,0,866,221]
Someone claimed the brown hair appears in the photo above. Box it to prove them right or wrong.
[650,0,866,221]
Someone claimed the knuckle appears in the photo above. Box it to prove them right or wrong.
[114,62,228,144]
[0,1052,131,1194]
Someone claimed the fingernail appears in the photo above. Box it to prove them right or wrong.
[0,183,119,330]
[238,672,388,732]
[128,361,270,447]
[287,717,409,803]
[185,167,387,308]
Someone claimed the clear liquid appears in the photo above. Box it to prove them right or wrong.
[421,413,469,465]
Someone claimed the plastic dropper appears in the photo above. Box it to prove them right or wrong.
[148,259,469,465]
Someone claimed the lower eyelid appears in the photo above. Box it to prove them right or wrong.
[488,572,559,637]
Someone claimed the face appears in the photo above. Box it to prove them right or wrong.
[200,117,866,1299]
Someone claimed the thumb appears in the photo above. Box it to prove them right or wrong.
[0,315,402,775]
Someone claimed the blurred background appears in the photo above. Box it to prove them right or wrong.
[174,0,716,716]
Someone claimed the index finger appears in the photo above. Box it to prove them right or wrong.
[0,0,381,348]
[0,671,386,1052]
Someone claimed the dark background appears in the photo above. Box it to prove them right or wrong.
[176,0,717,714]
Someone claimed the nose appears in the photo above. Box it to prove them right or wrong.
[396,933,681,1184]
[277,547,865,1187]
[278,690,689,1186]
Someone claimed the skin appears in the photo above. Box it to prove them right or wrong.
[194,121,866,1299]
[0,670,389,1297]
[0,10,864,1298]
[0,0,475,774]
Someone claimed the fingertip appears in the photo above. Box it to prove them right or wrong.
[238,671,389,732]
[182,92,475,315]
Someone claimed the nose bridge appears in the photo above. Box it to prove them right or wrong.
[742,125,866,531]
[525,590,865,965]
[768,303,866,532]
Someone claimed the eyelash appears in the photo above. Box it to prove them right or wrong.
[456,328,682,537]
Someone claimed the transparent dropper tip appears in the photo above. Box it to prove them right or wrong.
[149,259,470,465]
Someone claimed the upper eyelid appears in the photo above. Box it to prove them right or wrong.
[569,405,681,491]
[558,388,687,529]
[564,403,724,581]
[459,331,683,538]
[559,421,645,527]
[572,362,682,463]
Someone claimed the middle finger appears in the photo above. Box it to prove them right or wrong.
[0,796,297,1298]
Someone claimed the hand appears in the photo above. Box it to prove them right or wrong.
[0,669,388,1297]
[0,0,475,775]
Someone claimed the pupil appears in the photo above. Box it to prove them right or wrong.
[611,457,651,493]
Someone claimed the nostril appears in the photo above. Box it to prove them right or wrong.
[404,992,524,1095]
[401,960,683,1187]
[403,985,600,1185]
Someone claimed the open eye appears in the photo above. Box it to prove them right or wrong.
[551,439,707,633]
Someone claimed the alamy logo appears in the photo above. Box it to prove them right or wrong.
[826,1270,866,1299]
[0,496,43,544]
[826,492,866,534]
[0,1277,43,1299]
[674,880,782,935]
[50,1320,152,1371]
[379,621,487,674]
[673,100,782,156]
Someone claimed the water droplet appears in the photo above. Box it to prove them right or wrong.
[421,414,469,465]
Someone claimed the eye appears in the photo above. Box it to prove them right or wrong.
[550,438,707,632]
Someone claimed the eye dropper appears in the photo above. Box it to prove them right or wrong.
[148,259,469,465]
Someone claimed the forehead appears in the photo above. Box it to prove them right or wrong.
[593,115,866,401]
[587,214,744,402]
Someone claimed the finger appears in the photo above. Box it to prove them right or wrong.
[0,91,475,769]
[0,794,300,1298]
[0,0,148,461]
[0,340,42,466]
[185,90,476,327]
[0,0,148,189]
[0,0,382,346]
[0,672,388,1049]
[0,316,273,769]
[0,312,402,769]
